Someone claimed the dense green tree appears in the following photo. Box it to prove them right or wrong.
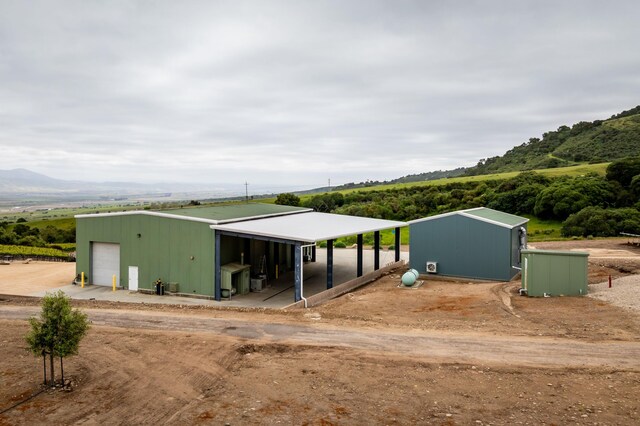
[533,175,616,220]
[606,157,640,187]
[562,207,640,237]
[488,183,544,215]
[630,175,640,198]
[0,228,16,245]
[534,186,588,219]
[274,193,301,207]
[303,192,344,212]
[17,235,46,247]
[13,223,30,236]
[25,291,90,387]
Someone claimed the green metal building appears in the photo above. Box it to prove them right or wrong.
[409,207,528,281]
[75,204,310,296]
[75,203,406,303]
[520,249,589,296]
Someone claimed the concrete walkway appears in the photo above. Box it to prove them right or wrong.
[29,248,408,309]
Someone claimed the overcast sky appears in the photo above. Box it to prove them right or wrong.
[1,1,639,191]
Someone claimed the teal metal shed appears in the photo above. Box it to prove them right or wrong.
[409,207,528,281]
[520,249,589,297]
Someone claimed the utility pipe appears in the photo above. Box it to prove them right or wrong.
[299,243,316,308]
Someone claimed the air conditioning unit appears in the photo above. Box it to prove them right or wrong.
[426,261,438,273]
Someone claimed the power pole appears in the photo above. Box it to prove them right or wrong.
[328,178,331,192]
[244,181,249,203]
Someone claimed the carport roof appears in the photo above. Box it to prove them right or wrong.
[212,211,406,243]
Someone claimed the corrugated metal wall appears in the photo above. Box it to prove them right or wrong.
[521,249,588,297]
[77,215,215,295]
[410,215,520,281]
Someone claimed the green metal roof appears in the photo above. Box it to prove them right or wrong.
[408,207,528,228]
[463,207,528,227]
[76,203,311,224]
[159,203,310,222]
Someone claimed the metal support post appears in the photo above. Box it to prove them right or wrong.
[374,230,380,270]
[327,239,334,289]
[294,242,302,302]
[357,234,363,277]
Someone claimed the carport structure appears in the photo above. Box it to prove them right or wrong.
[212,212,406,303]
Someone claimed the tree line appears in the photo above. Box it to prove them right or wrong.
[0,220,75,248]
[276,157,640,237]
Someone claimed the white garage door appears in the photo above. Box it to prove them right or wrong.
[92,242,120,286]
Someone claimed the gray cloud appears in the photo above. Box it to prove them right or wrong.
[0,0,639,190]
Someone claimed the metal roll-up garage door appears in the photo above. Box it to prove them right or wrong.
[91,242,120,286]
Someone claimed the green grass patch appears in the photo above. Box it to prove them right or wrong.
[10,217,76,232]
[523,215,563,241]
[334,163,609,194]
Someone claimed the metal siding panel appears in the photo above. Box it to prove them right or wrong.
[550,255,571,295]
[452,216,506,281]
[522,250,588,296]
[77,214,215,294]
[158,217,214,296]
[411,215,513,281]
[570,256,588,295]
[75,218,90,280]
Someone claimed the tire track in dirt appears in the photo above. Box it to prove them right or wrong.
[2,305,639,370]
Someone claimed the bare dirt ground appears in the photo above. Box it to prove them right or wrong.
[0,262,74,295]
[1,238,640,425]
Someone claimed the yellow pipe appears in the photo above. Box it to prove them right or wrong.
[81,272,85,288]
[112,275,116,292]
[275,264,279,279]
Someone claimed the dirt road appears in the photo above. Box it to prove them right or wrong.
[2,305,639,370]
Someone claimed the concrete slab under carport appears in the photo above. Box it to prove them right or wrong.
[221,247,409,308]
[212,211,407,303]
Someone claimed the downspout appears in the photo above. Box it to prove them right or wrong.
[299,243,316,308]
[512,226,528,271]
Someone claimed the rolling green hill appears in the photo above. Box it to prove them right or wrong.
[465,106,640,176]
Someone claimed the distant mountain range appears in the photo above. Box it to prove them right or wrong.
[3,105,638,206]
[0,168,245,205]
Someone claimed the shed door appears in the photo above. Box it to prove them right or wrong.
[92,242,120,286]
[128,266,139,291]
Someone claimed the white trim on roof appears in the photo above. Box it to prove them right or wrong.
[75,207,312,225]
[212,212,407,243]
[407,207,528,229]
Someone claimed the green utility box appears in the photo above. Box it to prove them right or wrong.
[221,263,251,296]
[521,249,589,297]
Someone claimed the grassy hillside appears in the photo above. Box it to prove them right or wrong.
[466,106,640,175]
[300,163,608,199]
